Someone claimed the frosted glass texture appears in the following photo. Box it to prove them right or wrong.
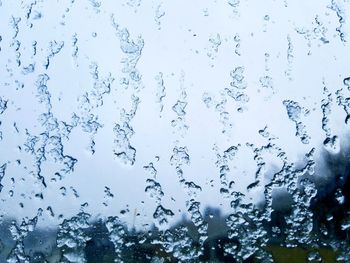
[1,0,350,262]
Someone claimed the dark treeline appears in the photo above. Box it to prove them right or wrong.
[0,197,349,263]
[1,149,350,262]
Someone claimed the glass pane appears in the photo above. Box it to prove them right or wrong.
[0,0,350,262]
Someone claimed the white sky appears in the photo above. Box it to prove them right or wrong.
[0,0,350,229]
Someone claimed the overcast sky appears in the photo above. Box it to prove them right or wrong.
[1,0,350,229]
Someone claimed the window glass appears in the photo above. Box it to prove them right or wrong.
[1,0,350,262]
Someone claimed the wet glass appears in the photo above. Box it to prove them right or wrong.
[1,0,350,262]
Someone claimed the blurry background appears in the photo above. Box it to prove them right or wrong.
[1,0,350,262]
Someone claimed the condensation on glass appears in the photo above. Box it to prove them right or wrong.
[0,0,350,262]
